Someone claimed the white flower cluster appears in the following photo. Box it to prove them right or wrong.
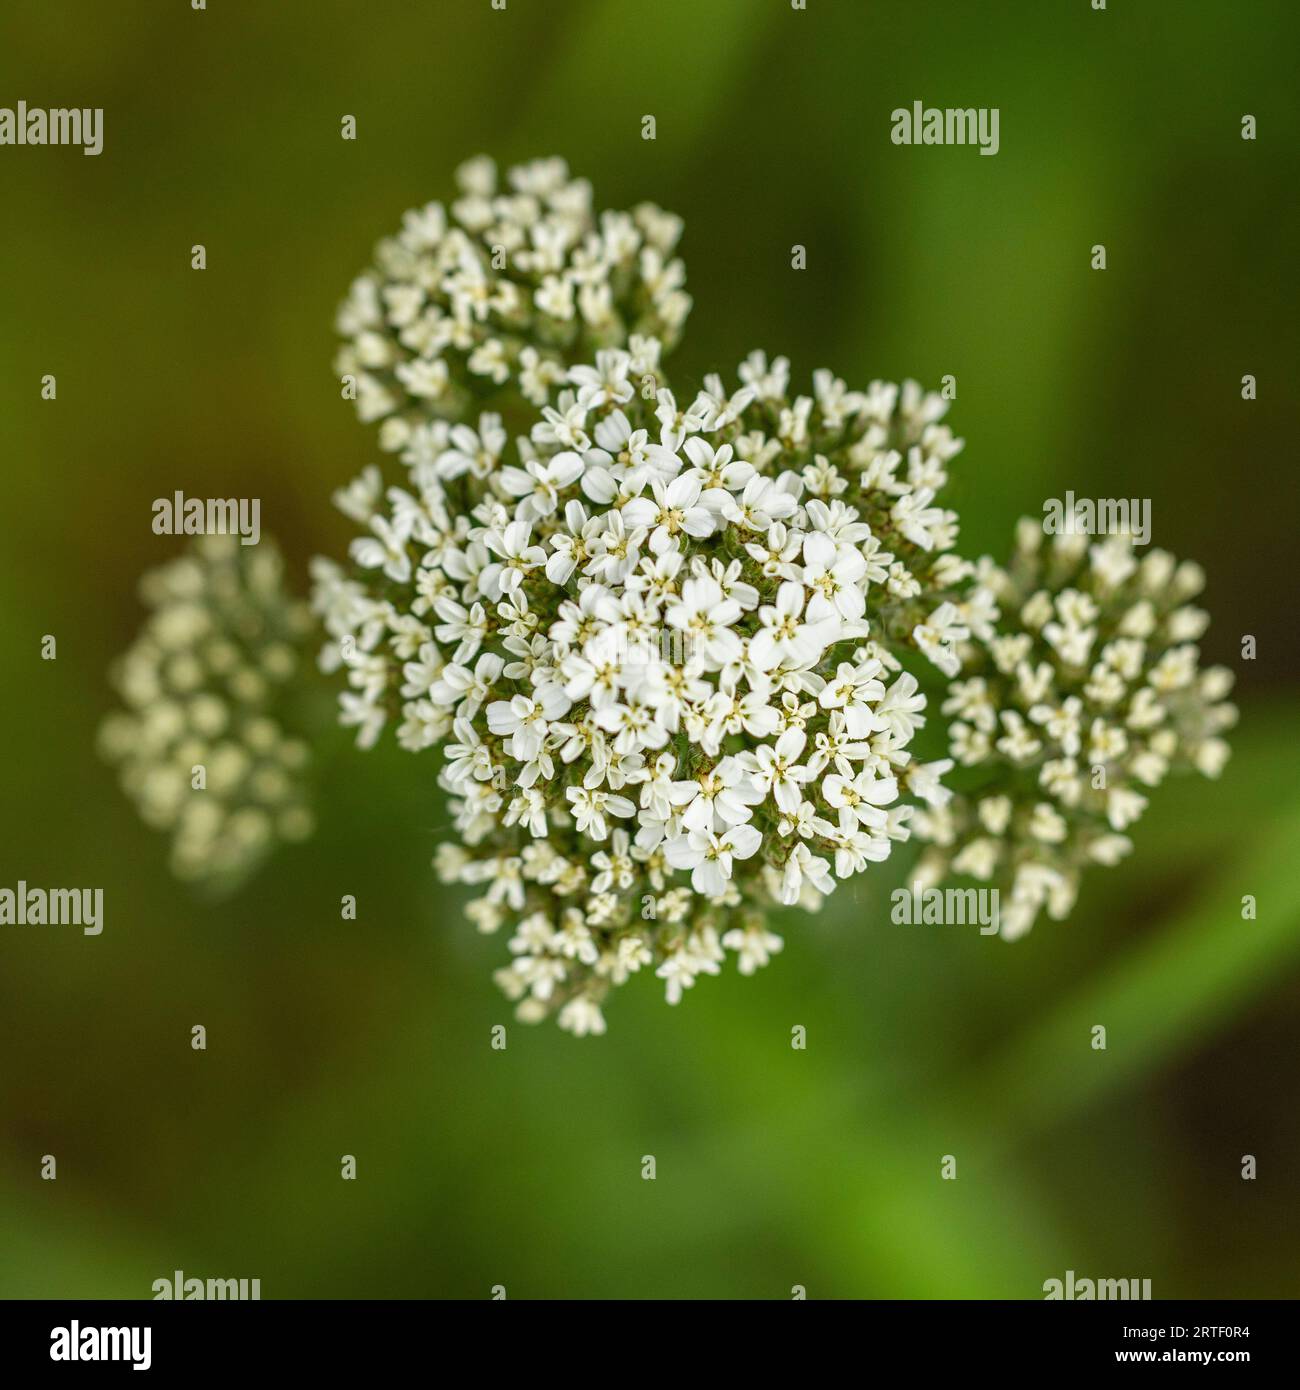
[313,343,975,1032]
[99,157,1237,1007]
[100,535,315,888]
[913,519,1237,939]
[334,155,691,454]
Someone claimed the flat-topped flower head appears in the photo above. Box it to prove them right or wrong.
[100,535,315,889]
[913,519,1236,939]
[313,347,969,1031]
[100,151,1238,1040]
[334,156,691,453]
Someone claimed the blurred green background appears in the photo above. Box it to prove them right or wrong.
[1,0,1297,1299]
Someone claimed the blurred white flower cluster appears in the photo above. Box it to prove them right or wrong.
[313,342,973,1033]
[334,155,691,454]
[100,535,315,888]
[912,519,1237,940]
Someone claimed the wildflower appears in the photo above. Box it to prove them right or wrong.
[315,344,970,1028]
[334,156,692,452]
[914,523,1236,938]
[99,536,315,889]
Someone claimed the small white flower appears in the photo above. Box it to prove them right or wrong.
[564,786,636,840]
[749,582,838,671]
[664,824,762,897]
[722,922,784,975]
[823,770,898,832]
[739,727,815,815]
